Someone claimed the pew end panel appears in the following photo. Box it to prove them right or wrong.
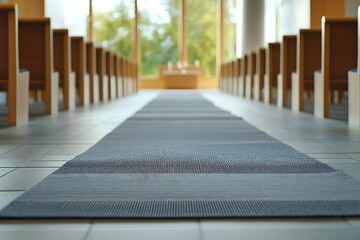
[278,35,297,108]
[292,29,321,112]
[71,36,90,106]
[95,47,109,102]
[265,43,281,104]
[232,60,238,96]
[53,29,76,110]
[18,18,58,115]
[86,42,99,104]
[254,48,266,102]
[239,55,248,98]
[348,70,360,126]
[315,17,357,119]
[0,4,30,126]
[105,51,116,100]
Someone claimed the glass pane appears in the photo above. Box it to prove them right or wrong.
[224,0,237,61]
[186,0,217,76]
[139,0,179,77]
[93,0,134,59]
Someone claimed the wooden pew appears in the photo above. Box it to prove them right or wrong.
[19,18,59,115]
[254,48,266,101]
[71,36,90,106]
[314,17,357,118]
[0,4,29,126]
[96,47,109,102]
[114,55,122,98]
[53,29,76,110]
[105,51,116,100]
[86,42,99,104]
[239,54,248,97]
[264,42,280,104]
[277,35,297,108]
[291,29,321,112]
[232,60,238,95]
[226,62,233,93]
[245,52,256,99]
[219,63,224,91]
[348,8,360,126]
[121,58,127,97]
[236,58,242,96]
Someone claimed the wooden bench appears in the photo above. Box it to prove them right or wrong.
[86,42,99,104]
[264,42,280,104]
[231,60,238,95]
[277,35,297,108]
[245,52,256,99]
[113,55,122,98]
[71,36,90,106]
[348,8,360,126]
[291,29,321,112]
[96,47,109,102]
[19,18,59,115]
[254,48,266,101]
[314,17,357,118]
[53,29,76,110]
[0,4,29,126]
[121,58,127,97]
[105,51,116,100]
[239,54,248,97]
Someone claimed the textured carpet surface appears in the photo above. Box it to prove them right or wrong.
[1,92,360,218]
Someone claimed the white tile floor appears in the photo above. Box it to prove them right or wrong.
[0,90,360,239]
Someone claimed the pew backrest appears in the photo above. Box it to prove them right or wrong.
[322,17,357,90]
[298,29,321,90]
[18,18,52,89]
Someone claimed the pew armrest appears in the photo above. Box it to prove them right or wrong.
[348,70,360,126]
[291,72,300,112]
[16,70,30,125]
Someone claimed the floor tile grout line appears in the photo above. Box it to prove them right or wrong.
[83,220,95,240]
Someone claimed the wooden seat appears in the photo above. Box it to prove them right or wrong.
[254,48,266,101]
[264,42,280,104]
[314,17,357,118]
[246,52,256,99]
[239,54,248,97]
[19,18,58,115]
[291,29,321,112]
[96,47,109,102]
[86,42,99,104]
[0,4,29,126]
[232,60,239,96]
[71,36,90,106]
[105,51,116,100]
[277,35,297,108]
[53,29,76,110]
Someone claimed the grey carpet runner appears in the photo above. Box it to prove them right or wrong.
[1,92,360,218]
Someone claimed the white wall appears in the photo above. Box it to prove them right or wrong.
[278,0,310,38]
[346,0,360,16]
[45,0,88,36]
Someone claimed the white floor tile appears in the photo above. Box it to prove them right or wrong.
[0,168,56,190]
[201,219,357,240]
[0,191,23,210]
[87,221,201,240]
[2,145,57,157]
[0,221,91,240]
[46,144,92,155]
[24,160,68,168]
[0,145,20,155]
[0,168,14,177]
